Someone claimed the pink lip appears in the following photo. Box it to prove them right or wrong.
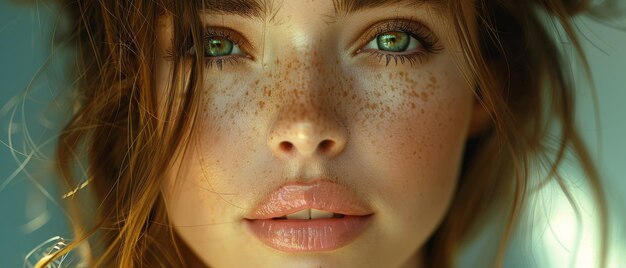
[244,179,373,219]
[244,179,374,252]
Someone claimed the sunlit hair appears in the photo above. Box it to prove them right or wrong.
[36,0,614,267]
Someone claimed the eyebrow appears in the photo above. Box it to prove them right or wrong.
[333,0,444,16]
[195,0,265,18]
[196,0,444,19]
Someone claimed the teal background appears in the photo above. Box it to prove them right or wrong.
[1,2,72,268]
[1,1,624,267]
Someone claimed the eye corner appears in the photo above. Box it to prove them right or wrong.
[353,48,363,55]
[242,53,256,62]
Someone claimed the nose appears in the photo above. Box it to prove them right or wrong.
[268,107,347,159]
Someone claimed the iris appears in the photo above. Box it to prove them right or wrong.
[376,31,410,52]
[205,36,234,57]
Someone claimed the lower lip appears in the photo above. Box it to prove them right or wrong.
[245,215,373,252]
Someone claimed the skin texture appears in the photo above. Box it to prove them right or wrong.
[156,1,482,267]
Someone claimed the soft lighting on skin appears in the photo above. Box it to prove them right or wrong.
[294,123,314,140]
[156,0,479,267]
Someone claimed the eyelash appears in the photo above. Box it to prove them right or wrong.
[202,27,250,70]
[199,28,249,69]
[166,19,442,70]
[357,19,442,67]
[165,27,249,70]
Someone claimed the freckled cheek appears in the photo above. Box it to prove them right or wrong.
[356,77,473,206]
[194,78,265,136]
[351,69,471,161]
[180,79,271,193]
[367,100,470,240]
[382,97,470,162]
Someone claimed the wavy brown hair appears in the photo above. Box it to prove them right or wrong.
[36,0,614,267]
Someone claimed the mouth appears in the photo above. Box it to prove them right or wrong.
[244,180,374,252]
[270,208,346,220]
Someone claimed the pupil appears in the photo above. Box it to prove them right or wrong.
[377,31,410,52]
[205,36,233,57]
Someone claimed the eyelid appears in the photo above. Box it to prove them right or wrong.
[354,19,442,55]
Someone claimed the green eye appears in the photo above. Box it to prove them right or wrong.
[204,36,241,57]
[365,31,420,53]
[377,31,410,52]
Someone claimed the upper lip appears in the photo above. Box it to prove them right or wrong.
[245,179,374,220]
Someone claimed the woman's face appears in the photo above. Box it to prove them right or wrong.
[157,0,479,267]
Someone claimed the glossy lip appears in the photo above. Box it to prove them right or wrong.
[244,179,375,252]
[244,179,374,219]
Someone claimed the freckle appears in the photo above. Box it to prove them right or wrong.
[410,102,416,109]
[420,92,429,102]
[255,80,259,85]
[258,100,265,109]
[430,75,437,84]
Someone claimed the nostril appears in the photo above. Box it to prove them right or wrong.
[279,141,294,152]
[318,139,335,153]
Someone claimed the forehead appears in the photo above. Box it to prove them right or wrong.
[192,0,447,18]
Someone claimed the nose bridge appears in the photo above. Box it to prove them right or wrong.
[267,43,347,160]
[273,24,333,102]
[284,45,325,105]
